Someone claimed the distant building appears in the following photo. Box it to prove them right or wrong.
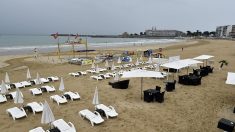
[216,25,235,38]
[145,27,185,37]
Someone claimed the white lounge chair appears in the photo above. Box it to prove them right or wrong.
[40,78,50,83]
[106,72,116,77]
[77,71,87,75]
[29,88,42,96]
[29,127,45,132]
[90,75,103,81]
[51,119,76,132]
[50,95,67,106]
[11,82,24,88]
[40,85,56,93]
[79,109,104,126]
[99,74,111,79]
[6,107,27,120]
[0,84,11,90]
[26,102,43,115]
[47,76,59,82]
[20,81,32,87]
[64,91,80,101]
[95,104,118,119]
[69,72,80,77]
[86,69,96,73]
[8,91,24,99]
[0,94,7,103]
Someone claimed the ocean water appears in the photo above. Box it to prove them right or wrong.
[0,35,182,55]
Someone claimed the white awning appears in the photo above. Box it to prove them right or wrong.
[122,69,164,78]
[226,72,235,85]
[193,55,214,60]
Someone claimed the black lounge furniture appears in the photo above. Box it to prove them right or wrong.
[143,89,165,103]
[109,79,129,89]
[164,80,176,92]
[178,75,201,86]
[163,68,178,73]
[217,118,235,132]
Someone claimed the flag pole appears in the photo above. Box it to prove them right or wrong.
[72,43,75,58]
[57,38,61,59]
[85,37,88,58]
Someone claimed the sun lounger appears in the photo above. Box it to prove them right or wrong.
[106,72,116,77]
[90,75,103,81]
[77,71,87,75]
[69,72,80,77]
[86,69,96,73]
[40,78,50,83]
[10,82,24,88]
[6,107,27,120]
[29,127,46,132]
[40,85,56,93]
[21,81,32,87]
[50,95,67,106]
[29,88,43,96]
[0,94,7,103]
[50,119,76,132]
[26,102,43,115]
[95,104,118,119]
[0,84,11,90]
[79,109,104,126]
[99,74,111,79]
[47,76,59,82]
[8,91,24,99]
[64,91,80,101]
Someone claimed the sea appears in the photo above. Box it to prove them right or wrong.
[0,35,183,55]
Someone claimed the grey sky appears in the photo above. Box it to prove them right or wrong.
[0,0,234,35]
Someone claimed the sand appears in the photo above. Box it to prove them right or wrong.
[0,39,235,132]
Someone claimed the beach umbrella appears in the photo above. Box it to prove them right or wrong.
[226,72,235,85]
[1,80,8,94]
[122,69,164,100]
[105,60,109,67]
[147,56,153,64]
[111,62,115,71]
[59,77,65,91]
[135,58,139,66]
[14,88,24,104]
[95,64,100,73]
[36,72,41,85]
[140,55,143,62]
[41,100,55,125]
[26,68,31,80]
[117,57,121,64]
[129,57,132,63]
[5,72,10,84]
[92,87,99,105]
[114,72,119,81]
[155,64,160,72]
[91,62,95,69]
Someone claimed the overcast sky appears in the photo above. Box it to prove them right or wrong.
[0,0,234,35]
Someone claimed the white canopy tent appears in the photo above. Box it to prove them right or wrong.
[122,69,164,99]
[26,68,31,80]
[14,88,24,104]
[1,80,8,94]
[226,72,235,85]
[193,55,214,66]
[161,59,203,79]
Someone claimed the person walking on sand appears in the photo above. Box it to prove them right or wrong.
[33,48,38,58]
[182,47,184,51]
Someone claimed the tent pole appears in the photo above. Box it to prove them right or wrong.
[141,77,143,100]
[167,68,169,80]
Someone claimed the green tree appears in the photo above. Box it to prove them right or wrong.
[219,60,228,69]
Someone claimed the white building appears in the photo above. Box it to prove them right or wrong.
[216,25,235,38]
[145,27,184,37]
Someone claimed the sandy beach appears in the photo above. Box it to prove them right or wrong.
[0,39,235,132]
